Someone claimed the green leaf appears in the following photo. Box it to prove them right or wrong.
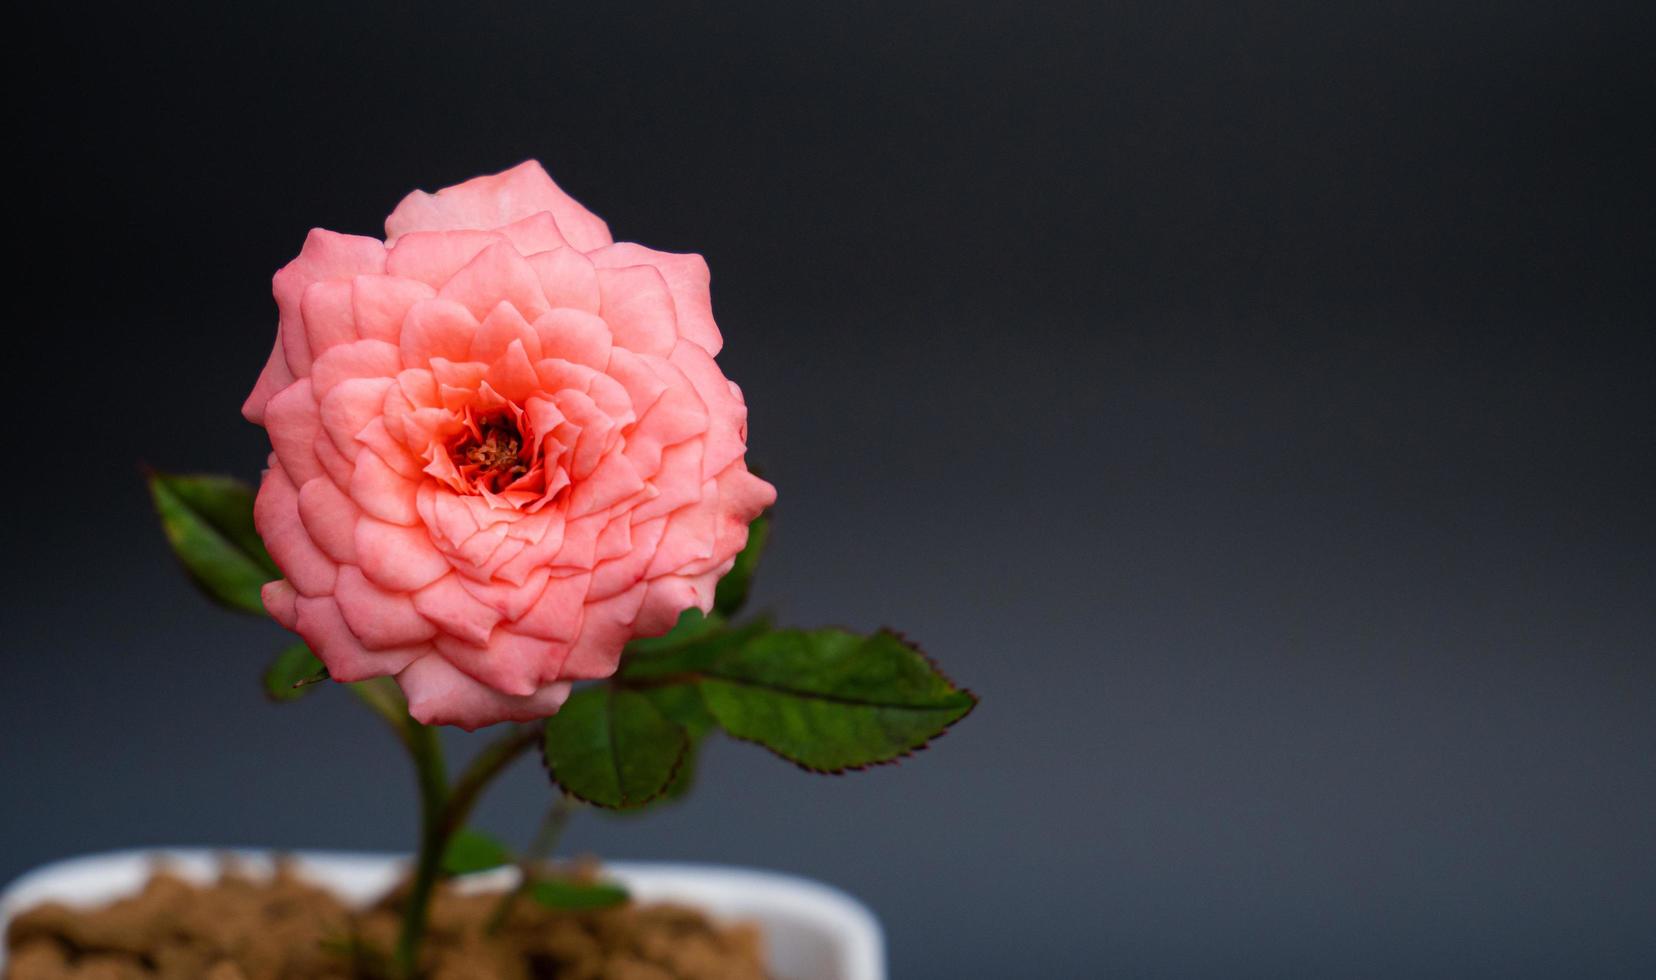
[698,629,977,773]
[263,643,328,702]
[541,687,688,808]
[442,828,514,876]
[147,471,278,615]
[600,688,713,815]
[713,515,770,617]
[619,616,773,681]
[640,683,716,738]
[528,877,629,910]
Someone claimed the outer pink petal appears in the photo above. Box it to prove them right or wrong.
[595,265,677,357]
[384,229,506,288]
[590,243,722,355]
[398,653,573,731]
[310,340,402,396]
[670,340,751,480]
[510,572,593,642]
[526,248,601,313]
[294,595,427,682]
[264,381,325,486]
[352,274,437,344]
[300,280,359,361]
[253,465,338,597]
[296,476,361,564]
[431,630,549,697]
[384,161,612,254]
[333,566,439,649]
[496,211,568,253]
[558,584,647,680]
[636,575,709,636]
[645,499,718,577]
[262,580,299,628]
[588,516,666,601]
[243,342,296,425]
[272,229,388,379]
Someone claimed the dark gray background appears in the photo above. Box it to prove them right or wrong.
[7,2,1654,977]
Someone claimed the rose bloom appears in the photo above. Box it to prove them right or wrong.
[243,162,774,729]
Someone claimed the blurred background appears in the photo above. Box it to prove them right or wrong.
[7,2,1654,977]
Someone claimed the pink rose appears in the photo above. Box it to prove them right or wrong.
[243,162,775,730]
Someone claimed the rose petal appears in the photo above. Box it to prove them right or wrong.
[510,571,592,642]
[470,301,542,363]
[311,340,401,396]
[351,448,422,525]
[412,573,502,647]
[591,243,722,355]
[264,380,325,486]
[297,475,361,564]
[556,584,647,680]
[398,653,573,731]
[273,229,388,378]
[385,230,505,287]
[243,341,296,425]
[526,248,601,314]
[319,376,393,461]
[439,241,552,321]
[400,298,479,367]
[596,265,677,357]
[333,566,439,649]
[300,279,358,360]
[352,274,437,343]
[261,579,299,628]
[385,161,612,254]
[253,464,338,597]
[295,595,427,682]
[355,517,450,591]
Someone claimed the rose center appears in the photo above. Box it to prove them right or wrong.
[451,414,528,492]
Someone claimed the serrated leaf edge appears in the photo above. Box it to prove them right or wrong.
[703,627,979,775]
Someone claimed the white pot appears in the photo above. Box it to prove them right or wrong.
[0,848,884,980]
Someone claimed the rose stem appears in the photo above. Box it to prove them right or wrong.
[485,792,578,935]
[346,681,542,980]
[395,723,542,978]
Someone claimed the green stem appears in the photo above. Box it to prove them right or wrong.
[393,720,448,980]
[389,721,541,980]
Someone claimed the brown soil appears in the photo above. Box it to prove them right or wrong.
[5,859,767,980]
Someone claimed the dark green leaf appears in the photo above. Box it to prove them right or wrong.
[442,828,514,876]
[600,688,713,815]
[698,629,977,772]
[147,471,278,615]
[541,687,688,808]
[528,877,629,910]
[713,514,770,617]
[263,643,328,702]
[658,738,702,802]
[619,616,773,681]
[640,684,716,738]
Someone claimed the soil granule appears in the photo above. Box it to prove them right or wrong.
[4,859,767,980]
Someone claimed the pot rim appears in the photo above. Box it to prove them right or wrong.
[1,847,885,980]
